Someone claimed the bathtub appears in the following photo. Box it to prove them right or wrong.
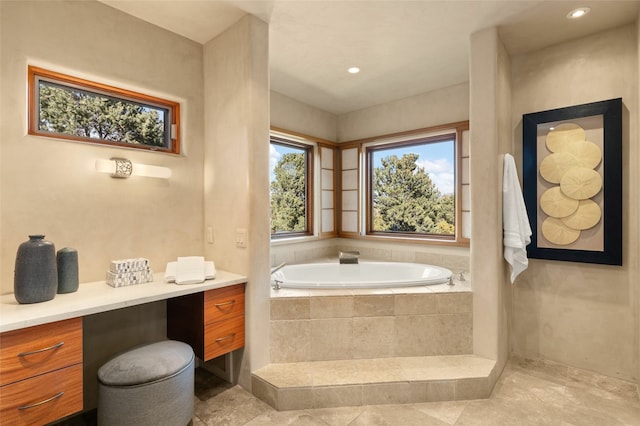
[271,262,452,289]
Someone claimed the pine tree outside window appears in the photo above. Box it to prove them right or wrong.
[28,66,180,154]
[270,137,313,237]
[366,134,457,240]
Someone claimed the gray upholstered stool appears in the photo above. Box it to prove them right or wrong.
[97,340,195,426]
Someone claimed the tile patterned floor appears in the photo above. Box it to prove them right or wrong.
[194,357,640,426]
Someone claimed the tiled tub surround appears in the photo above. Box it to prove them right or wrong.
[252,281,497,410]
[268,284,473,362]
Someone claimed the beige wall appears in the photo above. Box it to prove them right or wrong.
[203,15,270,389]
[0,0,205,409]
[0,0,204,291]
[510,25,639,381]
[469,28,511,382]
[337,82,469,142]
[271,91,337,141]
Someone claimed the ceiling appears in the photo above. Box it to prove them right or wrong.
[100,1,639,115]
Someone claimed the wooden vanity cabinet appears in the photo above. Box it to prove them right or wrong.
[0,317,83,425]
[167,283,245,361]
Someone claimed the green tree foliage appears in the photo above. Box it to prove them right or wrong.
[373,153,455,234]
[270,152,306,233]
[38,83,165,147]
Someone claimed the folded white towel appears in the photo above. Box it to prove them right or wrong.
[164,261,216,283]
[175,256,205,284]
[502,154,532,284]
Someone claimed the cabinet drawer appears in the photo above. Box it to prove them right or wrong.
[0,363,83,426]
[204,315,245,360]
[204,284,245,324]
[0,318,83,386]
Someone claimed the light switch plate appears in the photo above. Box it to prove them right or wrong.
[235,228,247,248]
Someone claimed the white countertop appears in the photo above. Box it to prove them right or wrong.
[0,269,247,333]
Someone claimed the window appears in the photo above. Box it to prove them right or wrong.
[367,134,456,238]
[28,66,180,154]
[343,121,469,244]
[270,136,314,237]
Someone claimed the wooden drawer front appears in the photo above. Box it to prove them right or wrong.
[204,284,245,324]
[0,363,83,426]
[204,315,245,361]
[0,318,83,386]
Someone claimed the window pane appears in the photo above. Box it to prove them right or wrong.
[270,142,307,235]
[370,139,455,235]
[37,80,170,149]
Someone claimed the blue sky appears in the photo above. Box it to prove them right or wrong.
[270,140,455,195]
[371,141,455,194]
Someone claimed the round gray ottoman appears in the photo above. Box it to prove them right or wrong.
[98,340,195,426]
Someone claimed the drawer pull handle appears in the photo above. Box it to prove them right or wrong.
[214,300,235,308]
[215,333,236,343]
[18,341,64,357]
[18,392,64,410]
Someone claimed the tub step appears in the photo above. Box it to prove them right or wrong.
[251,354,496,411]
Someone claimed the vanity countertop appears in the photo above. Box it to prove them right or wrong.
[0,269,247,333]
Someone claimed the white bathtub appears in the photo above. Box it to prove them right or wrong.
[271,262,453,289]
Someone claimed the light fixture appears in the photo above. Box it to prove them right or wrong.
[95,158,172,179]
[348,67,360,74]
[567,7,590,19]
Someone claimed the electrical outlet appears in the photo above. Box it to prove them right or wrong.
[207,227,214,244]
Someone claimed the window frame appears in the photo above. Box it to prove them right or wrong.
[339,121,469,246]
[269,135,315,239]
[28,66,180,154]
[365,133,457,240]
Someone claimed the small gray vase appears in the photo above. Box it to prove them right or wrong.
[14,235,58,304]
[57,247,79,294]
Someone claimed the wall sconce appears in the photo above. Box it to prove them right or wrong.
[95,158,172,179]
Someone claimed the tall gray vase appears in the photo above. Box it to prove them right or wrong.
[14,235,58,304]
[57,247,79,294]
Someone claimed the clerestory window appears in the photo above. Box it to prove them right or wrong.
[28,66,180,154]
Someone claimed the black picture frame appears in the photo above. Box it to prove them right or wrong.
[522,98,622,265]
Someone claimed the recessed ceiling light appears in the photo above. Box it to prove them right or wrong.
[567,7,590,19]
[348,67,360,74]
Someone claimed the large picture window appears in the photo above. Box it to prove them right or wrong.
[270,136,313,237]
[366,135,456,239]
[28,66,180,154]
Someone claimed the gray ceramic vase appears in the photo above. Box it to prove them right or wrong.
[14,235,58,304]
[57,247,79,294]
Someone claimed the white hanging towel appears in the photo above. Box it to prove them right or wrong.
[502,154,532,284]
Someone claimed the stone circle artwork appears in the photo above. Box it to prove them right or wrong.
[539,123,602,245]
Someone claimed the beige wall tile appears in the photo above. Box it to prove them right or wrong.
[394,315,434,357]
[435,314,473,355]
[352,317,395,359]
[354,295,394,317]
[271,298,310,320]
[251,376,278,408]
[313,385,363,409]
[310,318,354,361]
[395,294,437,315]
[436,293,473,314]
[310,296,354,319]
[361,382,411,405]
[455,377,490,400]
[277,387,314,411]
[427,380,457,402]
[270,320,310,363]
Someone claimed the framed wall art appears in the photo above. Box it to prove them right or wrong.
[522,98,622,265]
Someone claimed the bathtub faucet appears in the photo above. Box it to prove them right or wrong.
[339,251,360,264]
